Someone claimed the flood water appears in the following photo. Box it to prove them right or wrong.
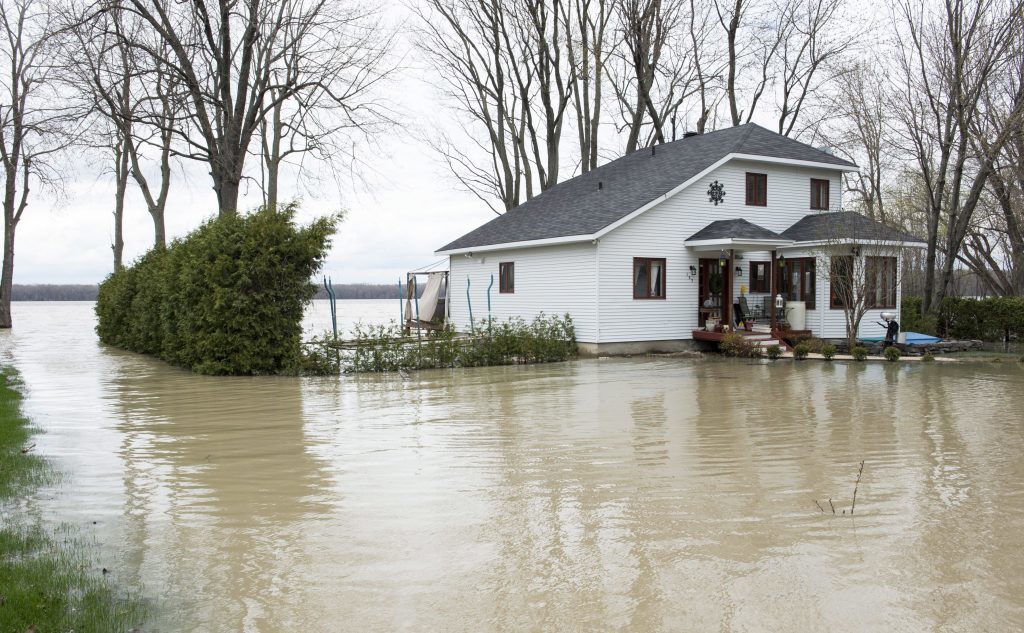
[2,301,1024,632]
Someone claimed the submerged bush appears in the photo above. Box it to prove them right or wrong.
[851,346,869,361]
[304,313,577,373]
[719,332,759,358]
[96,204,336,375]
[793,343,810,360]
[884,346,901,362]
[821,344,836,360]
[766,344,782,360]
[922,353,936,362]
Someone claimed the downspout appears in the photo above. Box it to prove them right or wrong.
[595,239,601,345]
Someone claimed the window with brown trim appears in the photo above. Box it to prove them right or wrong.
[746,173,767,206]
[865,256,897,308]
[748,261,770,293]
[830,256,853,309]
[810,178,830,210]
[781,257,816,310]
[499,262,514,293]
[633,257,666,299]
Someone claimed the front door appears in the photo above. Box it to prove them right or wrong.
[698,258,728,327]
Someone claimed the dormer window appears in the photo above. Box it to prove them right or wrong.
[745,173,767,206]
[810,178,830,210]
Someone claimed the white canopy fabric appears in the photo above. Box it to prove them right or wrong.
[406,272,445,322]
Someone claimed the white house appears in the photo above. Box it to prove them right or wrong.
[436,124,924,354]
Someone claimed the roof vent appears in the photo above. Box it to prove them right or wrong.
[598,181,603,190]
[816,145,835,156]
[683,131,700,138]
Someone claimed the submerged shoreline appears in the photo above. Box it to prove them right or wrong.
[0,367,148,632]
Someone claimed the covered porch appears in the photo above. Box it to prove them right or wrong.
[683,219,795,338]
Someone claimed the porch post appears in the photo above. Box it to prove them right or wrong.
[724,249,734,328]
[770,250,777,331]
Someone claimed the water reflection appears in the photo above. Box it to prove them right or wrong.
[2,303,1024,632]
[107,364,331,630]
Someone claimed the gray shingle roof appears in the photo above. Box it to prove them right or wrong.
[782,212,925,244]
[437,123,857,252]
[686,218,790,242]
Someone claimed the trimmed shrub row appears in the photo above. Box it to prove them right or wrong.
[901,295,1024,342]
[96,205,336,375]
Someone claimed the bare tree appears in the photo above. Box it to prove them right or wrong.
[773,0,855,137]
[415,0,574,212]
[609,0,701,152]
[825,61,892,222]
[889,0,1024,312]
[63,5,179,265]
[112,0,392,217]
[561,0,611,172]
[0,0,81,328]
[713,0,851,136]
[256,3,393,209]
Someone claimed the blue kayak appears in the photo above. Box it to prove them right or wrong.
[861,331,941,344]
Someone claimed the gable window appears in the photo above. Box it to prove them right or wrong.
[781,257,816,310]
[633,257,666,299]
[499,262,515,293]
[748,261,770,293]
[830,256,854,309]
[746,173,767,206]
[865,256,897,308]
[810,178,830,210]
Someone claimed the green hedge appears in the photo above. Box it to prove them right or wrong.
[901,295,1024,341]
[96,204,336,375]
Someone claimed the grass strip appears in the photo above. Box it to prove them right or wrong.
[0,366,149,632]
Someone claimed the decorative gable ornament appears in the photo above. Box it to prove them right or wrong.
[707,180,725,206]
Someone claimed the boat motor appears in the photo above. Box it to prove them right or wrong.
[877,312,899,348]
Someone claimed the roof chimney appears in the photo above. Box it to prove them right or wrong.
[683,131,701,138]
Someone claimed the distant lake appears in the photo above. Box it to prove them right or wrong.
[2,301,1024,631]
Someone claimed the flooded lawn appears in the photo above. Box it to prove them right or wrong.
[3,302,1024,631]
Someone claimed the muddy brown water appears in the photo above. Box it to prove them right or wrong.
[2,301,1023,632]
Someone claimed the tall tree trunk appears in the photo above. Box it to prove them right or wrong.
[112,137,130,271]
[0,217,15,329]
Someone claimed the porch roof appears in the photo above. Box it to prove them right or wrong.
[684,218,794,251]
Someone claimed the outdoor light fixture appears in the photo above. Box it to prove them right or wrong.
[719,250,727,267]
[775,294,784,310]
[735,266,743,276]
[777,254,786,267]
[688,265,697,281]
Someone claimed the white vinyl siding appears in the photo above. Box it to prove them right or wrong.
[447,242,599,342]
[595,160,841,342]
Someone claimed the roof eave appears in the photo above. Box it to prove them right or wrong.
[730,152,858,171]
[684,238,795,251]
[785,238,928,249]
[435,233,595,256]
